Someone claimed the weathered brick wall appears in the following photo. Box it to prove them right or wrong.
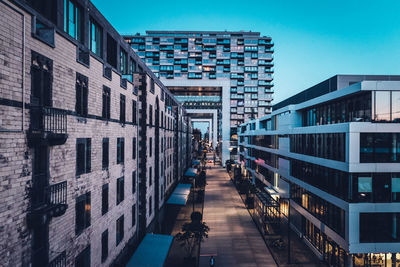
[0,2,32,266]
[0,1,139,266]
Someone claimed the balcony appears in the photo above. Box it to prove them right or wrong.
[28,106,68,147]
[28,179,68,226]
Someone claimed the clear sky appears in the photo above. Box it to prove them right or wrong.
[92,0,400,103]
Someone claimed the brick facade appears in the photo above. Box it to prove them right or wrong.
[0,0,192,266]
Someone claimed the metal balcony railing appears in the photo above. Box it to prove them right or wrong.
[45,181,67,206]
[30,106,67,134]
[31,178,67,209]
[48,251,66,267]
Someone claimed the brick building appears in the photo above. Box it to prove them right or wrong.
[0,0,192,266]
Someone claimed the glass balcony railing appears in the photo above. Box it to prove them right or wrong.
[175,95,221,103]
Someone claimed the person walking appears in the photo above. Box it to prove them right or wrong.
[210,256,215,267]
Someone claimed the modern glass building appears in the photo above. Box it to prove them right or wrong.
[238,75,400,267]
[123,31,274,163]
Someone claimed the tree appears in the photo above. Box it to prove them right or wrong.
[175,212,210,259]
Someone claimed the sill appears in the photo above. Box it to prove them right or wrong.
[76,116,87,123]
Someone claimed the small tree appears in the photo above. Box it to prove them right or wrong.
[175,212,210,259]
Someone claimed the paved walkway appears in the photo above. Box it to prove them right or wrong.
[199,165,277,267]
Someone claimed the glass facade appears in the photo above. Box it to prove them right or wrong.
[303,92,371,126]
[360,213,400,243]
[290,133,346,162]
[360,133,400,163]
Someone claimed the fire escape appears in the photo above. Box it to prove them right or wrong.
[27,51,68,267]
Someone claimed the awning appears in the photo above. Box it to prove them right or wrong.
[127,233,173,267]
[184,168,197,177]
[167,183,192,205]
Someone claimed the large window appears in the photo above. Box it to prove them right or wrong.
[116,176,124,205]
[291,183,345,237]
[291,159,348,201]
[116,215,124,246]
[120,49,128,74]
[102,86,111,120]
[75,245,90,267]
[351,173,400,203]
[132,100,137,124]
[120,94,126,123]
[101,230,108,263]
[75,192,91,235]
[374,91,391,122]
[64,0,83,42]
[290,133,346,162]
[76,138,91,176]
[372,91,400,122]
[132,171,136,194]
[102,138,109,170]
[106,34,117,68]
[132,137,136,159]
[117,138,124,164]
[360,213,400,243]
[303,92,372,126]
[360,133,400,163]
[392,91,400,122]
[102,184,108,215]
[90,19,102,58]
[76,73,88,117]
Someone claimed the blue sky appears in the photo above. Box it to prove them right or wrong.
[92,0,400,103]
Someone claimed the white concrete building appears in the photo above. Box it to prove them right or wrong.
[238,75,400,267]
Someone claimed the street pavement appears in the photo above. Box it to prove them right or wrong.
[199,164,277,267]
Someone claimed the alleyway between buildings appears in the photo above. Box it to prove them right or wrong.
[199,164,277,267]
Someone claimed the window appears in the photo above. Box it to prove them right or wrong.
[102,184,108,215]
[132,137,136,159]
[149,104,153,126]
[392,91,400,122]
[75,245,90,267]
[116,215,124,246]
[76,73,88,117]
[120,94,126,123]
[31,51,52,107]
[101,230,108,263]
[374,91,391,122]
[75,192,90,235]
[360,213,400,242]
[149,167,152,186]
[392,176,400,202]
[76,138,91,176]
[117,176,124,205]
[149,137,152,157]
[64,0,83,42]
[132,100,137,124]
[117,138,124,164]
[150,78,155,93]
[102,138,109,169]
[132,204,136,227]
[28,0,57,24]
[130,58,136,74]
[102,86,111,120]
[89,19,102,57]
[120,49,128,74]
[360,133,400,163]
[149,196,152,216]
[132,171,136,194]
[106,34,117,68]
